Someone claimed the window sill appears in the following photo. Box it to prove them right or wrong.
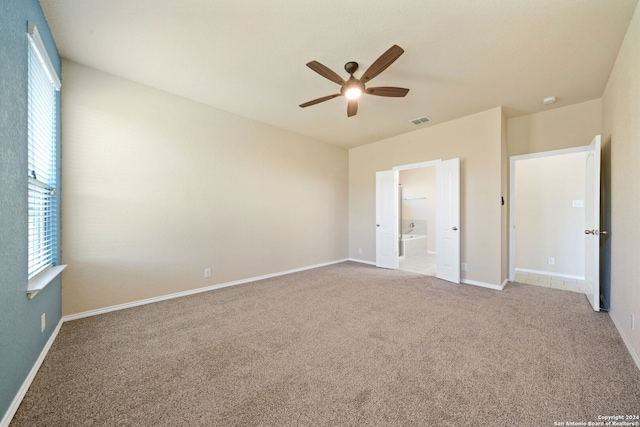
[27,265,67,300]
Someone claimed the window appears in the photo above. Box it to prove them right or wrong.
[27,22,64,297]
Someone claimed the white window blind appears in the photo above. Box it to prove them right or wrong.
[27,23,60,280]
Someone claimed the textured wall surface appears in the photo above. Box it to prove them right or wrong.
[60,61,349,315]
[0,0,62,421]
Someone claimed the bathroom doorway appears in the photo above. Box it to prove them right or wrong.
[398,166,436,275]
[376,158,460,282]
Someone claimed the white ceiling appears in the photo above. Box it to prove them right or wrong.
[40,0,638,149]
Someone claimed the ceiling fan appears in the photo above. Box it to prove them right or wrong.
[299,45,410,117]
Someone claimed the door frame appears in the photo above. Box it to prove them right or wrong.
[508,143,596,282]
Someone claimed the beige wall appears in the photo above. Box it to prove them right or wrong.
[602,3,640,363]
[399,168,432,221]
[60,61,349,315]
[508,99,602,156]
[349,107,506,287]
[515,153,586,277]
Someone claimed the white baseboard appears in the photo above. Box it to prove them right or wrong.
[609,311,640,372]
[462,278,506,291]
[348,258,376,266]
[515,268,585,281]
[63,259,350,322]
[1,319,63,427]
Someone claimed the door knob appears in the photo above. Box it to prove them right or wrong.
[585,229,607,235]
[376,224,380,227]
[452,226,458,231]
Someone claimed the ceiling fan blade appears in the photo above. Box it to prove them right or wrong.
[360,45,404,84]
[306,61,346,86]
[347,99,358,117]
[299,93,342,108]
[365,87,410,97]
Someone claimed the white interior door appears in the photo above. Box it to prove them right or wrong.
[584,135,601,311]
[436,158,461,283]
[376,170,398,269]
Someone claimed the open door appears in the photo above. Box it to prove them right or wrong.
[436,158,461,283]
[584,136,601,311]
[376,170,398,269]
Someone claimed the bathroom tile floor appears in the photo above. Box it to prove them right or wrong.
[399,253,436,276]
[514,271,586,293]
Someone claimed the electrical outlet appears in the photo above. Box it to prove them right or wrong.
[547,257,555,265]
[204,268,211,278]
[358,248,362,255]
[40,313,46,333]
[461,263,468,271]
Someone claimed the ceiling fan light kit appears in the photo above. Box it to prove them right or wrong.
[299,45,410,117]
[343,72,365,100]
[344,87,362,100]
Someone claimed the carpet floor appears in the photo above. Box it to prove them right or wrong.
[10,262,640,426]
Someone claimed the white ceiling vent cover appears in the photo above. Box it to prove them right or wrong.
[410,116,431,125]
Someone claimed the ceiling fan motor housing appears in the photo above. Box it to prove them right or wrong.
[344,61,359,75]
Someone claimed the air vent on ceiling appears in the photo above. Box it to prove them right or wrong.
[410,116,431,125]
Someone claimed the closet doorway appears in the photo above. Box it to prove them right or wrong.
[508,136,602,311]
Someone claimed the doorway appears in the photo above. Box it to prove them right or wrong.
[376,158,460,283]
[508,136,602,311]
[513,151,587,282]
[398,166,436,275]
